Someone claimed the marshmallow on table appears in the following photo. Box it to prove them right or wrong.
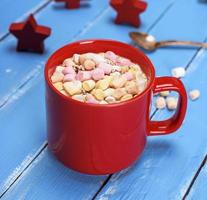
[166,97,178,110]
[155,97,166,109]
[171,67,186,78]
[189,89,200,101]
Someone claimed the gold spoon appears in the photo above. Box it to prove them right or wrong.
[129,32,207,51]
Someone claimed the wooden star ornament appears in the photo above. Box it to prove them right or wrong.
[9,15,51,53]
[55,0,80,9]
[110,0,148,27]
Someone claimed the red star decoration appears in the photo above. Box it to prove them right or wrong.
[55,0,80,9]
[110,0,147,27]
[9,15,51,53]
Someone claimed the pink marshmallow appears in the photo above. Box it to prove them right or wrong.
[62,66,76,75]
[116,57,132,66]
[123,72,134,81]
[98,63,112,75]
[91,68,105,81]
[86,94,99,104]
[76,71,91,81]
[105,51,117,63]
[63,73,76,82]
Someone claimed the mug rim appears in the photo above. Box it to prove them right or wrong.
[45,39,155,108]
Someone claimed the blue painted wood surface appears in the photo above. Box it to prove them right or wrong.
[1,0,207,199]
[187,160,207,200]
[0,0,50,38]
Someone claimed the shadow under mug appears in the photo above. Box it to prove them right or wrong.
[45,39,187,175]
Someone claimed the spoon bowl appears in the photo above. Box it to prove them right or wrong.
[129,32,157,51]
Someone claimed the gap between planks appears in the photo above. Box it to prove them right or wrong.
[0,0,53,42]
[2,0,206,199]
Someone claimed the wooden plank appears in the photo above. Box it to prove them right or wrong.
[93,0,207,196]
[186,159,207,200]
[0,0,175,198]
[1,148,107,200]
[0,0,51,38]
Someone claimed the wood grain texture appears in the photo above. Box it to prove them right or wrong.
[0,0,51,38]
[0,0,175,199]
[94,0,207,195]
[187,159,207,200]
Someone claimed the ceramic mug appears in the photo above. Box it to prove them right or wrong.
[45,39,187,175]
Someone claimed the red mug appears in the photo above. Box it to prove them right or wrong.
[45,39,187,175]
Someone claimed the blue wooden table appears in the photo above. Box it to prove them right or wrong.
[1,0,207,199]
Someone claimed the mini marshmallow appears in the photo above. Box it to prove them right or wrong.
[76,71,91,81]
[155,97,166,109]
[86,93,99,104]
[125,81,139,95]
[110,76,127,88]
[111,65,121,72]
[113,88,127,100]
[121,66,129,73]
[51,72,64,83]
[116,57,132,66]
[55,66,65,73]
[73,54,80,64]
[123,72,134,81]
[63,73,76,82]
[120,94,133,101]
[96,79,109,90]
[85,53,106,64]
[93,89,105,100]
[63,58,75,67]
[100,100,108,104]
[105,96,116,103]
[63,81,82,96]
[160,91,170,97]
[91,68,105,81]
[171,67,186,78]
[72,94,86,102]
[98,63,112,75]
[60,90,69,96]
[105,51,117,63]
[104,88,115,97]
[53,82,63,90]
[62,66,76,75]
[83,59,96,70]
[189,89,200,101]
[82,80,96,92]
[166,97,178,110]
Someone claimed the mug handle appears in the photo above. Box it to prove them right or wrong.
[148,77,187,136]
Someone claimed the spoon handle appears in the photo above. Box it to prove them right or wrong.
[156,40,207,48]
